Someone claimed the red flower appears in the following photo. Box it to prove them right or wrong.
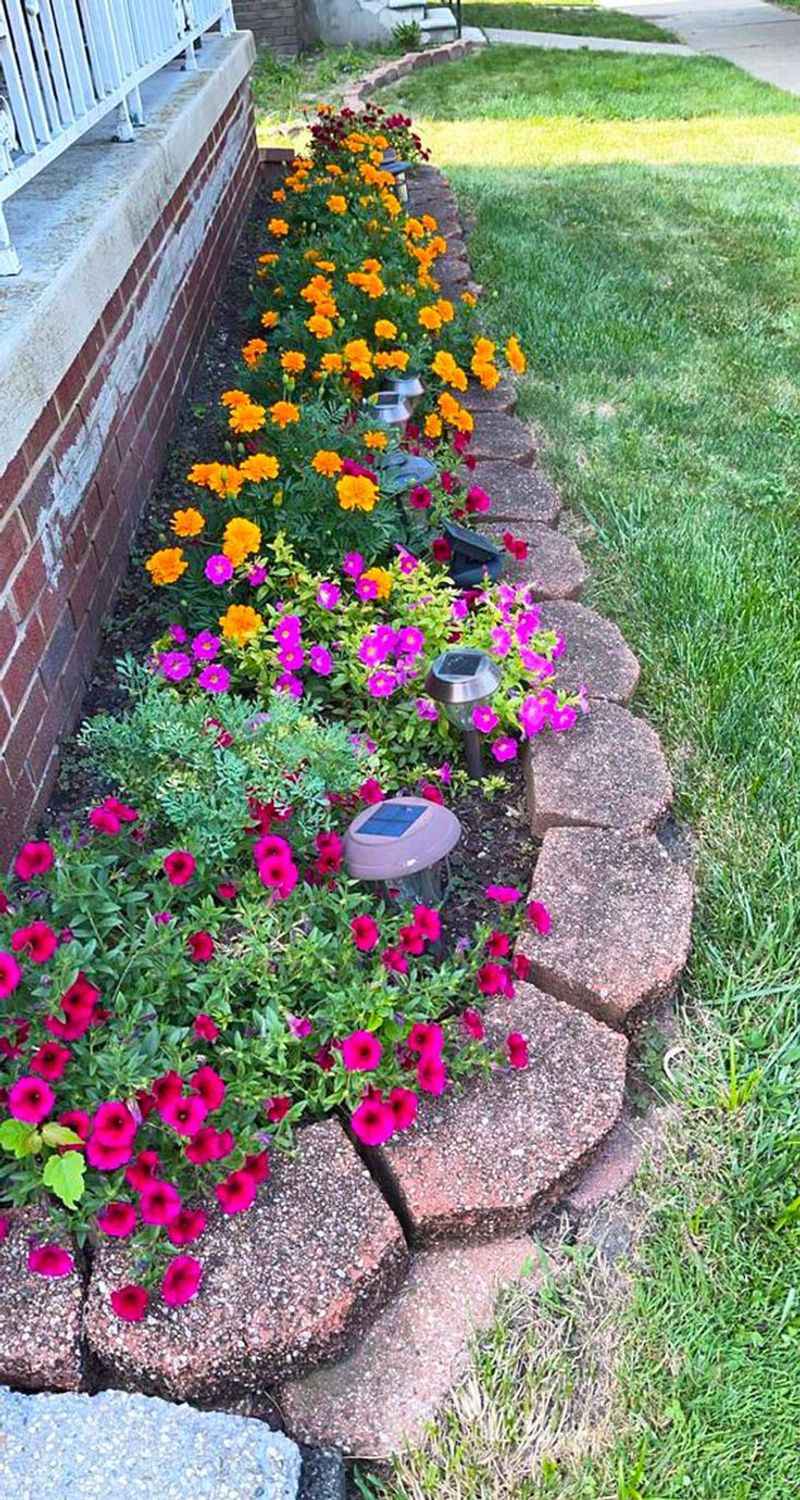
[93,1100,137,1146]
[0,952,22,999]
[406,1022,444,1056]
[417,1055,447,1094]
[111,1284,149,1322]
[162,1255,203,1307]
[476,962,506,996]
[412,905,441,942]
[381,946,409,974]
[258,854,298,898]
[166,1208,207,1247]
[313,1045,334,1071]
[10,921,58,963]
[507,1032,529,1069]
[9,1076,54,1125]
[409,484,431,510]
[388,1087,418,1131]
[58,1109,90,1146]
[185,1126,233,1165]
[97,1201,137,1238]
[502,530,528,561]
[30,1042,70,1081]
[243,1150,270,1185]
[187,931,215,962]
[487,931,510,959]
[45,972,101,1041]
[125,1150,160,1190]
[151,1071,183,1108]
[89,805,122,835]
[341,1029,383,1071]
[399,924,425,956]
[190,1065,225,1112]
[28,1243,73,1277]
[419,782,445,805]
[163,850,196,886]
[527,900,551,935]
[193,1013,220,1042]
[462,1008,485,1041]
[358,778,384,805]
[265,1095,291,1124]
[216,881,238,901]
[216,1169,257,1215]
[86,1137,133,1172]
[14,841,55,882]
[140,1180,182,1225]
[253,833,291,864]
[160,1094,208,1137]
[0,890,9,914]
[512,953,532,981]
[466,485,491,514]
[103,797,139,824]
[432,537,452,563]
[350,1094,394,1146]
[351,914,379,952]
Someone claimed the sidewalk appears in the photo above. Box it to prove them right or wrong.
[483,26,695,52]
[596,0,800,91]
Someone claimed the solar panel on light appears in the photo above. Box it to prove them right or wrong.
[359,804,426,838]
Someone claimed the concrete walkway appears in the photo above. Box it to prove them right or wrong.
[484,25,695,52]
[596,0,800,91]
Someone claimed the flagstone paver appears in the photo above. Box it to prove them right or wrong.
[489,523,588,600]
[520,828,694,1030]
[84,1121,408,1404]
[525,700,672,833]
[280,1238,539,1459]
[462,377,518,413]
[469,413,537,464]
[0,1211,84,1393]
[537,600,641,703]
[468,460,562,525]
[367,984,627,1245]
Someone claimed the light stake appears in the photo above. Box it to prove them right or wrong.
[426,648,502,779]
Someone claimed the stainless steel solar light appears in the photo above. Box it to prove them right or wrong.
[388,373,425,410]
[344,796,461,906]
[426,648,502,779]
[368,391,412,428]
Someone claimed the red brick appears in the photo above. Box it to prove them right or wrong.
[0,612,46,714]
[17,455,58,538]
[0,510,28,590]
[67,545,101,630]
[0,446,27,511]
[2,676,47,784]
[21,397,60,471]
[38,608,77,695]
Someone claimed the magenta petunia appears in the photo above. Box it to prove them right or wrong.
[198,664,230,694]
[162,1255,203,1307]
[97,1201,137,1238]
[350,1094,394,1146]
[417,1054,447,1095]
[140,1180,182,1225]
[11,921,58,963]
[192,630,221,660]
[160,1094,209,1137]
[187,930,215,962]
[0,951,22,999]
[527,900,552,935]
[193,1013,219,1041]
[507,1031,530,1069]
[388,1087,418,1131]
[342,551,364,578]
[472,704,498,734]
[9,1076,54,1125]
[205,554,234,585]
[491,735,518,763]
[166,1208,207,1247]
[309,644,333,675]
[485,884,523,904]
[341,1029,383,1071]
[350,914,379,952]
[111,1284,149,1322]
[216,1168,257,1215]
[190,1065,226,1112]
[28,1244,74,1278]
[160,651,192,683]
[13,841,55,882]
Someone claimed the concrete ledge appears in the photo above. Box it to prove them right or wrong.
[0,30,256,470]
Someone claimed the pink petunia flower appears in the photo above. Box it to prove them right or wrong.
[14,841,55,882]
[507,1032,530,1069]
[111,1284,149,1322]
[198,664,230,694]
[140,1181,182,1225]
[351,914,379,952]
[162,1255,203,1307]
[350,1094,394,1146]
[316,580,341,609]
[28,1244,74,1278]
[160,651,192,683]
[97,1202,137,1238]
[485,884,523,904]
[216,1169,257,1215]
[342,551,365,578]
[472,704,498,734]
[193,1013,219,1042]
[491,736,518,763]
[9,1076,54,1125]
[163,850,196,886]
[388,1087,418,1131]
[205,554,234,585]
[341,1030,383,1071]
[187,931,215,962]
[0,952,22,999]
[527,900,552,935]
[191,630,221,660]
[11,921,58,963]
[166,1209,207,1247]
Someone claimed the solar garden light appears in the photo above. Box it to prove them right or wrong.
[426,648,502,780]
[376,448,437,497]
[442,518,504,589]
[387,373,425,410]
[368,391,413,428]
[344,796,461,907]
[380,151,412,205]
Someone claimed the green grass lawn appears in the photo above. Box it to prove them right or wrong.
[463,0,677,42]
[368,46,800,1500]
[252,43,399,144]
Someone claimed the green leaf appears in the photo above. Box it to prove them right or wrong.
[0,1119,39,1158]
[42,1151,86,1209]
[41,1124,84,1148]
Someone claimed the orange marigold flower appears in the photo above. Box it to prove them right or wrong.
[326,163,344,177]
[361,566,392,599]
[421,214,438,232]
[474,359,501,391]
[374,319,397,340]
[474,336,496,362]
[344,339,373,378]
[320,352,344,374]
[281,351,306,374]
[461,290,478,308]
[436,298,455,323]
[240,453,280,482]
[312,450,343,477]
[272,188,286,202]
[171,507,205,538]
[221,389,250,408]
[242,339,268,368]
[187,462,217,487]
[337,475,378,513]
[363,430,388,451]
[261,310,280,330]
[327,195,347,215]
[307,313,334,339]
[387,349,409,371]
[145,548,187,587]
[268,217,289,237]
[219,604,264,646]
[229,402,266,435]
[404,217,424,240]
[418,306,442,332]
[222,516,262,566]
[424,413,443,439]
[362,257,382,274]
[258,253,279,267]
[506,335,527,374]
[317,259,337,272]
[381,190,401,219]
[269,400,300,429]
[301,275,333,303]
[210,464,246,499]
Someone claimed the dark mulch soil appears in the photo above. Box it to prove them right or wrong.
[442,761,534,947]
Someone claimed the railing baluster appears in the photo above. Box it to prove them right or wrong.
[5,0,53,142]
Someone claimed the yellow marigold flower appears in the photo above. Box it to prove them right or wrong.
[269,400,300,429]
[347,271,385,299]
[374,319,397,340]
[219,604,264,646]
[344,338,373,378]
[506,336,527,375]
[272,188,286,202]
[221,389,249,408]
[145,547,187,587]
[474,359,501,391]
[327,195,348,215]
[229,402,266,435]
[404,217,424,240]
[312,450,343,477]
[301,275,333,304]
[361,566,392,599]
[261,310,280,330]
[242,338,268,368]
[326,163,344,177]
[362,257,382,274]
[317,259,336,272]
[222,517,262,566]
[436,299,455,324]
[387,349,409,371]
[240,453,280,482]
[268,217,289,237]
[431,350,467,391]
[474,336,496,362]
[343,133,366,153]
[424,413,443,439]
[363,430,388,451]
[171,507,205,538]
[461,290,478,308]
[307,313,334,339]
[373,352,393,371]
[381,190,401,219]
[418,306,442,332]
[320,352,344,374]
[337,474,378,513]
[258,252,279,267]
[281,351,306,374]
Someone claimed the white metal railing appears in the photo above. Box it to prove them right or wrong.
[0,0,236,275]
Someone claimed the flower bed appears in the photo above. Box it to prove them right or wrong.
[0,102,575,1333]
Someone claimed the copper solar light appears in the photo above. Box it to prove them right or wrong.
[344,796,461,906]
[425,648,502,779]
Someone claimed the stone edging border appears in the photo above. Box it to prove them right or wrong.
[0,124,695,1467]
[340,35,486,115]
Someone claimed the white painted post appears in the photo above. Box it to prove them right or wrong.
[0,202,21,275]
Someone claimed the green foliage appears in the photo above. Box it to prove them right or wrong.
[392,20,423,51]
[79,658,369,863]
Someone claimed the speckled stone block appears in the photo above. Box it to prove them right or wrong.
[461,377,518,413]
[524,700,672,834]
[520,828,694,1031]
[435,254,471,288]
[367,985,627,1245]
[281,1238,538,1458]
[488,524,588,601]
[0,1211,85,1392]
[0,1387,301,1500]
[84,1121,408,1403]
[468,461,562,525]
[469,414,536,464]
[537,601,640,704]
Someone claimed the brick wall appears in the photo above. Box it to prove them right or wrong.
[0,80,259,869]
[236,0,303,54]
